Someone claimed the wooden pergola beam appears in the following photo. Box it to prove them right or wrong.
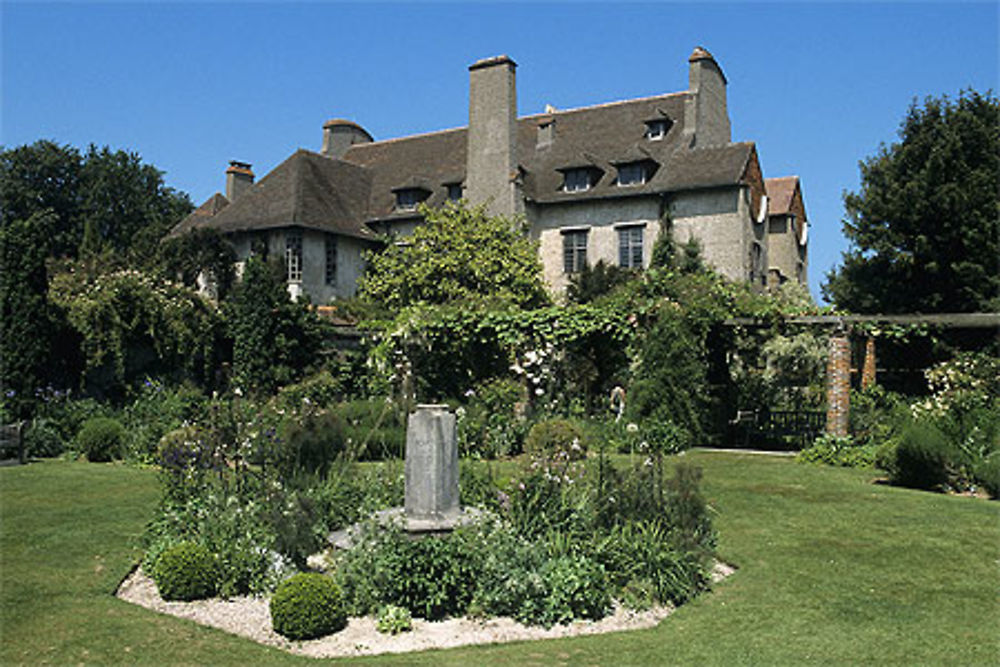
[722,313,1000,329]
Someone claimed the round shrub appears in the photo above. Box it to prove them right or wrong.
[892,422,955,490]
[24,419,64,458]
[152,542,219,601]
[524,419,586,460]
[76,416,125,462]
[270,573,347,640]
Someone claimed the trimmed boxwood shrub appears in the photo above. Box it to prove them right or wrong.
[153,542,218,601]
[524,418,586,460]
[270,573,347,640]
[892,421,955,490]
[76,416,125,462]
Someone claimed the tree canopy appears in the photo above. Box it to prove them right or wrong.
[0,140,193,260]
[823,90,999,314]
[358,202,549,310]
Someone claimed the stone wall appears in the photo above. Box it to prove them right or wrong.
[670,187,762,284]
[229,228,369,303]
[530,197,661,293]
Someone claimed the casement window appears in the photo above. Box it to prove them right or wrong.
[562,229,588,273]
[285,230,303,283]
[325,235,337,287]
[446,183,463,201]
[617,162,648,187]
[618,226,644,269]
[645,119,671,140]
[395,188,426,211]
[562,168,594,192]
[749,241,764,286]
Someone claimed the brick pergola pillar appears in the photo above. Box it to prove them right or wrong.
[825,331,851,437]
[861,336,877,390]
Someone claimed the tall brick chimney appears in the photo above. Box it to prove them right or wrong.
[683,46,731,148]
[225,160,254,201]
[465,55,521,218]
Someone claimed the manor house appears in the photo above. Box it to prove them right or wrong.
[172,47,809,302]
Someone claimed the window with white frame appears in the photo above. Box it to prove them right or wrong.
[562,230,588,273]
[325,235,337,287]
[617,162,647,186]
[618,226,644,268]
[395,188,426,211]
[562,168,594,192]
[285,230,303,282]
[645,119,671,140]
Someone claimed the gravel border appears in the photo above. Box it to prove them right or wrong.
[116,563,735,659]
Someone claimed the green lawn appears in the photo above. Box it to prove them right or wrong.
[1,453,997,665]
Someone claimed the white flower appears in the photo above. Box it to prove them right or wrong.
[626,423,639,433]
[534,387,544,396]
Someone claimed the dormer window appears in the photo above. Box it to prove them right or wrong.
[617,162,648,186]
[562,167,597,192]
[645,119,672,140]
[394,188,427,211]
[446,183,463,201]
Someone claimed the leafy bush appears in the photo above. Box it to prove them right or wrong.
[798,433,878,468]
[892,421,956,490]
[458,377,526,458]
[642,418,692,456]
[122,380,207,462]
[76,416,125,462]
[336,524,480,621]
[375,605,413,635]
[334,398,405,460]
[596,520,707,606]
[974,453,1000,499]
[152,542,218,601]
[270,573,347,640]
[277,409,346,477]
[524,418,587,460]
[23,419,63,458]
[536,555,611,625]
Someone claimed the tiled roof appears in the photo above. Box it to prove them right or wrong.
[765,176,799,215]
[199,150,376,240]
[169,192,229,237]
[181,88,757,235]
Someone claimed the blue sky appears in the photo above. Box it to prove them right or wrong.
[3,1,998,301]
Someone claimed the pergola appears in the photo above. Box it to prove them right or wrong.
[723,313,1000,437]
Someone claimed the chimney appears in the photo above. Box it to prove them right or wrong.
[225,160,254,201]
[536,114,555,149]
[683,46,731,148]
[321,119,374,159]
[466,55,520,218]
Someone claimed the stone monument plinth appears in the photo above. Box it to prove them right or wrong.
[405,404,460,532]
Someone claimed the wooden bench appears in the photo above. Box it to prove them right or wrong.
[0,421,26,464]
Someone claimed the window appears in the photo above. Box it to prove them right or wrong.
[563,168,593,192]
[617,162,647,186]
[645,119,671,140]
[325,235,337,287]
[285,230,303,282]
[446,183,463,201]
[562,230,588,273]
[395,188,426,210]
[618,226,644,268]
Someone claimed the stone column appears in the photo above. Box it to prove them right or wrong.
[405,405,459,530]
[861,337,877,390]
[825,332,851,437]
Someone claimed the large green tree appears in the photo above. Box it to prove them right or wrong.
[0,140,193,261]
[358,202,549,310]
[824,90,999,313]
